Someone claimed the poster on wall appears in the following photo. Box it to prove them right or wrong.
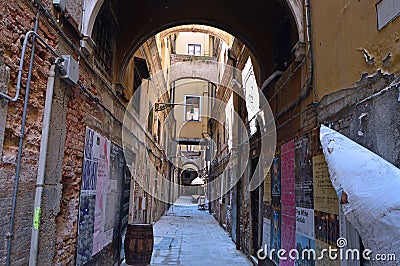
[262,218,272,254]
[312,155,339,215]
[263,171,272,205]
[77,195,96,265]
[92,135,110,255]
[76,128,123,265]
[295,235,316,266]
[339,206,361,266]
[314,210,339,247]
[271,155,281,207]
[81,128,100,194]
[295,134,314,209]
[270,209,281,265]
[108,143,126,241]
[77,128,101,265]
[296,207,315,239]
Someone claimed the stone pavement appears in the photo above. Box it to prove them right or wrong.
[122,196,252,266]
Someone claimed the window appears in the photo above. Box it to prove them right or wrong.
[132,57,150,114]
[92,4,117,76]
[376,0,400,30]
[147,101,153,133]
[188,44,201,56]
[157,119,161,143]
[184,96,200,121]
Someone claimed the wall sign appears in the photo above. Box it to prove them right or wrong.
[376,0,400,30]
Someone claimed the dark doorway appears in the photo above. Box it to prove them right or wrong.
[250,157,260,255]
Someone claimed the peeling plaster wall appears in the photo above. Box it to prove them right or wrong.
[312,0,400,98]
[318,72,400,168]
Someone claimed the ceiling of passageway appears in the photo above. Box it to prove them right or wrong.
[110,0,298,81]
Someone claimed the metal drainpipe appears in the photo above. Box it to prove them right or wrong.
[305,0,316,100]
[6,11,40,266]
[0,21,41,102]
[29,62,59,266]
[274,0,316,120]
[260,71,283,91]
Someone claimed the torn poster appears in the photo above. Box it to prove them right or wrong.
[320,125,400,264]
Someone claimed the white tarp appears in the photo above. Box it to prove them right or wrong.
[320,125,400,264]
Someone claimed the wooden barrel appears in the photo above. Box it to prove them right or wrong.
[124,224,154,266]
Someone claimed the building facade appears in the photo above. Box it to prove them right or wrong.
[0,0,399,265]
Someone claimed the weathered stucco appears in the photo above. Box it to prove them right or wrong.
[312,0,400,97]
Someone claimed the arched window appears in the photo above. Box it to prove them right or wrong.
[92,3,118,76]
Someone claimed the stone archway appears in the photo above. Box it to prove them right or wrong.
[81,0,104,38]
[286,0,304,43]
[81,0,303,82]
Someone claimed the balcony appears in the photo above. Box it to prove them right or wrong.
[169,54,218,83]
[171,53,217,64]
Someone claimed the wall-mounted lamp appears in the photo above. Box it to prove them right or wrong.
[155,102,194,114]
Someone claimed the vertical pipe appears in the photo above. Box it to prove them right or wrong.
[6,11,40,266]
[29,64,56,266]
[305,0,316,101]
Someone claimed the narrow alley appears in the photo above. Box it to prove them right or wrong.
[122,197,252,266]
[1,0,400,266]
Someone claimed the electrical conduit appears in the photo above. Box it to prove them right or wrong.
[4,24,61,266]
[28,63,57,266]
[6,12,40,266]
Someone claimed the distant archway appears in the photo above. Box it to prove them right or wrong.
[158,25,233,46]
[181,168,198,186]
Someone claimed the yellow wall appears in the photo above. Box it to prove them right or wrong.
[312,0,400,98]
[176,32,210,56]
[174,79,209,139]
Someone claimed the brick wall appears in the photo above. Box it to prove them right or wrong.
[318,70,399,167]
[53,87,95,265]
[0,0,57,264]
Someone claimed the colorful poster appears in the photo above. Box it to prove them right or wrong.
[263,171,272,204]
[263,202,273,220]
[296,207,315,239]
[77,128,118,264]
[312,155,339,214]
[295,235,316,266]
[81,128,100,194]
[314,211,339,247]
[77,128,101,265]
[271,155,281,207]
[281,140,296,266]
[270,209,281,265]
[295,134,314,209]
[92,135,110,255]
[76,195,96,266]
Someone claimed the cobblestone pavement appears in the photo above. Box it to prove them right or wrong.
[123,196,252,266]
